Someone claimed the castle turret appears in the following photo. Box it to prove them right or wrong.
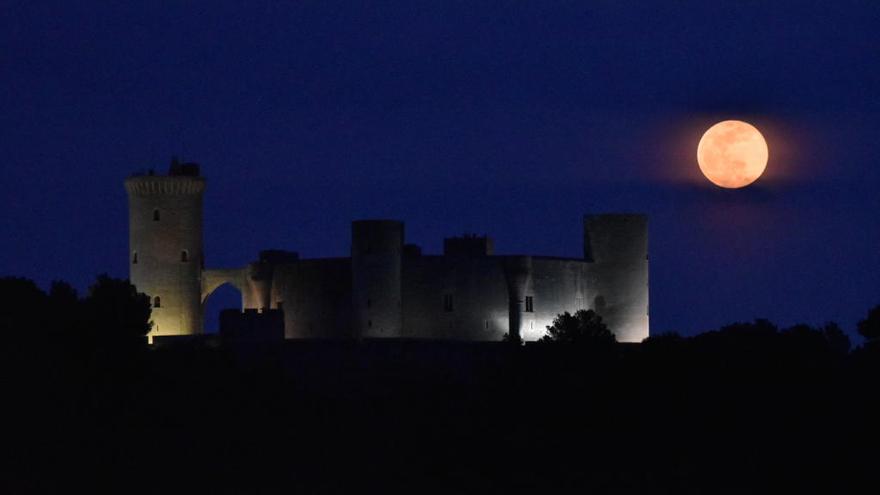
[125,161,205,338]
[351,220,403,338]
[584,214,649,342]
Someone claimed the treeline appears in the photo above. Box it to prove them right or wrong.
[0,275,150,342]
[2,275,879,494]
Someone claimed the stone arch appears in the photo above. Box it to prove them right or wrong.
[202,268,247,304]
[201,268,248,333]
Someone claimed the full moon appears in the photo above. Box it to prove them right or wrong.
[697,120,769,188]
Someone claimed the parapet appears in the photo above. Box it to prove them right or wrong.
[124,175,206,196]
[125,159,205,195]
[444,234,494,257]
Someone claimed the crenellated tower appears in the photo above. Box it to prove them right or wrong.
[125,161,205,338]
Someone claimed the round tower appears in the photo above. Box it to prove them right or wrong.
[125,162,205,338]
[584,214,649,343]
[351,220,403,338]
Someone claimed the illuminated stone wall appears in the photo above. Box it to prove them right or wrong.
[401,255,509,340]
[584,214,650,343]
[399,255,595,341]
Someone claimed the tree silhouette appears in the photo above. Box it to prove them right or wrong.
[47,280,80,338]
[718,318,778,337]
[539,309,615,345]
[821,322,851,355]
[857,305,880,342]
[48,280,78,310]
[0,277,49,339]
[81,274,152,341]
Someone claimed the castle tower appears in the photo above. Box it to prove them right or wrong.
[584,214,649,342]
[351,220,403,338]
[125,161,205,338]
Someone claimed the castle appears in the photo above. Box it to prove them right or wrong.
[125,162,649,343]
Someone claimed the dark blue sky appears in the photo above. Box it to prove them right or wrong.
[2,1,878,338]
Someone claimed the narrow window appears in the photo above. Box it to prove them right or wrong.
[153,209,160,221]
[525,296,534,313]
[153,296,161,308]
[368,320,372,328]
[181,250,189,262]
[366,298,372,308]
[132,251,138,264]
[443,294,454,312]
[485,320,489,329]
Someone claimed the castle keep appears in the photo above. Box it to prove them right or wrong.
[126,163,649,342]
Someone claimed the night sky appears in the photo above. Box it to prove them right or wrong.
[2,2,878,339]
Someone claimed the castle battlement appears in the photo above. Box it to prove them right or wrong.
[124,175,206,196]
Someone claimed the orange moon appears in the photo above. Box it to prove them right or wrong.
[697,120,769,188]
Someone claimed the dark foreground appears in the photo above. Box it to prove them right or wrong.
[5,334,880,494]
